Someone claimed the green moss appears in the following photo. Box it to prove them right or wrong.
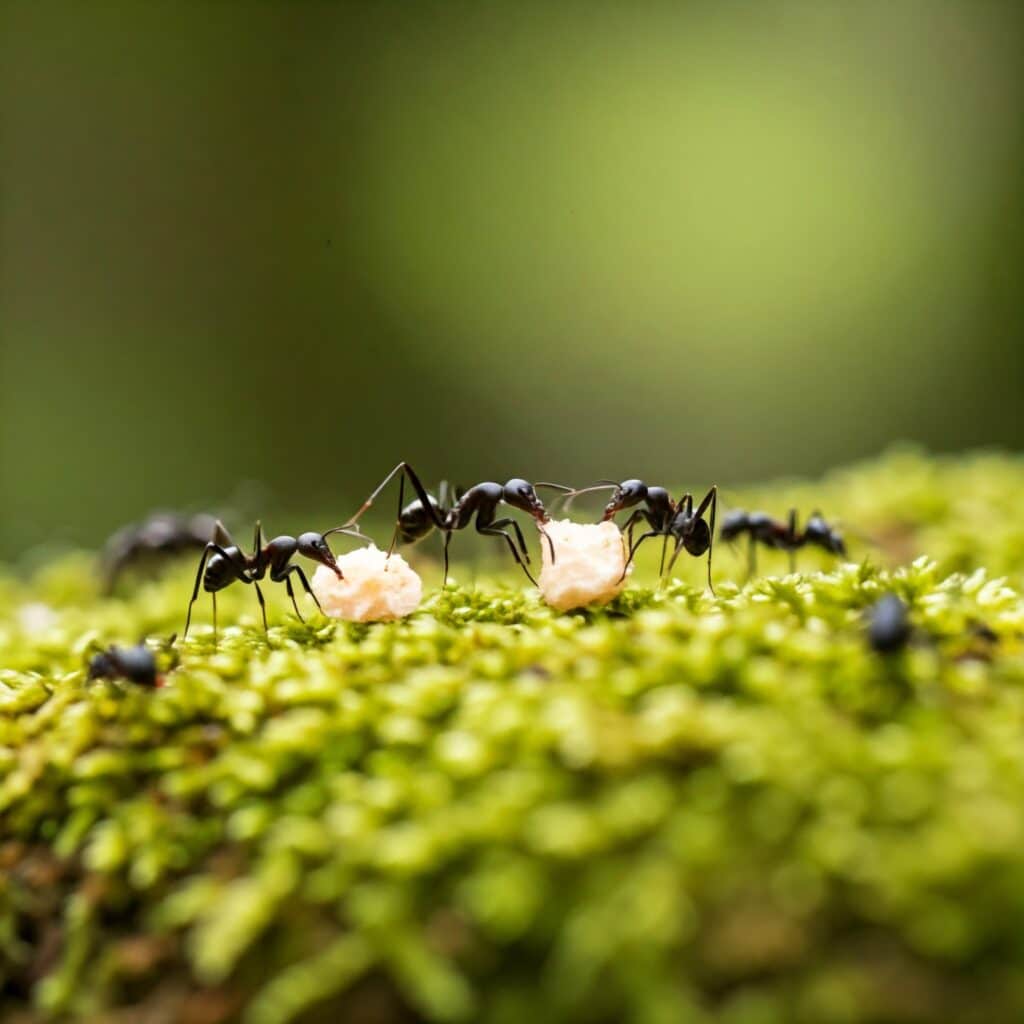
[5,449,1024,1022]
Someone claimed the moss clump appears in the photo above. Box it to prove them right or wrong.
[5,449,1024,1023]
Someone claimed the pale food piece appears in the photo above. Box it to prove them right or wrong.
[311,545,422,622]
[538,519,630,611]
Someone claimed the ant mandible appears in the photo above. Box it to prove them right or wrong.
[570,479,718,593]
[183,520,366,638]
[720,508,846,577]
[342,462,572,585]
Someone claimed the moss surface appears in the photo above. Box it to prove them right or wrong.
[6,450,1024,1023]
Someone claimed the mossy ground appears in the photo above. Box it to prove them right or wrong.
[6,450,1024,1023]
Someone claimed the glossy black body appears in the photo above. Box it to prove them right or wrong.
[184,521,363,637]
[597,479,718,592]
[867,594,912,653]
[100,511,217,594]
[345,463,566,585]
[88,643,158,686]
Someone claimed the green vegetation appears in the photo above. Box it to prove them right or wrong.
[5,449,1024,1023]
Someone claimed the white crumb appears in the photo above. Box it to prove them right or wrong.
[311,545,423,622]
[538,519,631,612]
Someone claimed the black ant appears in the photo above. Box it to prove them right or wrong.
[866,594,911,654]
[183,521,366,638]
[568,479,718,592]
[88,637,176,687]
[100,511,218,594]
[342,463,572,585]
[720,508,846,577]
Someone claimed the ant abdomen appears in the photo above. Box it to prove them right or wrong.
[204,547,245,591]
[398,498,440,544]
[680,517,711,556]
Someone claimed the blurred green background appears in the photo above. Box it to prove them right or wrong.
[2,1,1023,561]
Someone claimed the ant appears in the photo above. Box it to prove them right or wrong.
[87,637,176,687]
[342,462,572,585]
[100,511,218,594]
[568,479,718,592]
[866,594,911,654]
[183,521,366,638]
[720,508,846,577]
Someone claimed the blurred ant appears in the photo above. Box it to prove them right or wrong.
[720,508,846,577]
[87,637,177,687]
[342,462,572,585]
[100,511,217,594]
[183,521,366,638]
[568,479,718,592]
[866,594,911,654]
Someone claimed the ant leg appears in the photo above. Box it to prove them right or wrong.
[212,592,217,641]
[442,531,452,587]
[184,541,238,638]
[616,508,646,553]
[184,547,212,639]
[505,518,532,565]
[665,538,687,577]
[291,565,323,614]
[385,472,406,566]
[478,519,538,586]
[284,576,304,622]
[344,462,409,528]
[621,530,663,582]
[539,525,557,564]
[694,486,717,595]
[278,564,323,615]
[659,534,670,577]
[253,520,264,557]
[253,581,269,632]
[347,462,446,532]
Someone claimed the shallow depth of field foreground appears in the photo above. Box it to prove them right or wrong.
[7,451,1024,1023]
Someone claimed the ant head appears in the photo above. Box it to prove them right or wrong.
[602,479,647,520]
[503,479,547,521]
[297,532,342,577]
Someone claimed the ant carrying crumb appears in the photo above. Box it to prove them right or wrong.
[342,462,573,585]
[566,479,718,592]
[183,521,366,638]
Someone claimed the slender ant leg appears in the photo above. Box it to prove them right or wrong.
[621,530,662,582]
[505,518,533,565]
[348,462,447,533]
[212,592,217,641]
[693,486,717,595]
[385,471,406,562]
[253,581,269,632]
[275,563,323,617]
[478,519,538,586]
[184,539,245,638]
[291,565,322,613]
[284,576,304,621]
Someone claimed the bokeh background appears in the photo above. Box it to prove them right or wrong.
[2,0,1023,562]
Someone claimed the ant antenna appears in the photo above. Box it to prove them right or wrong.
[322,525,369,542]
[558,482,618,513]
